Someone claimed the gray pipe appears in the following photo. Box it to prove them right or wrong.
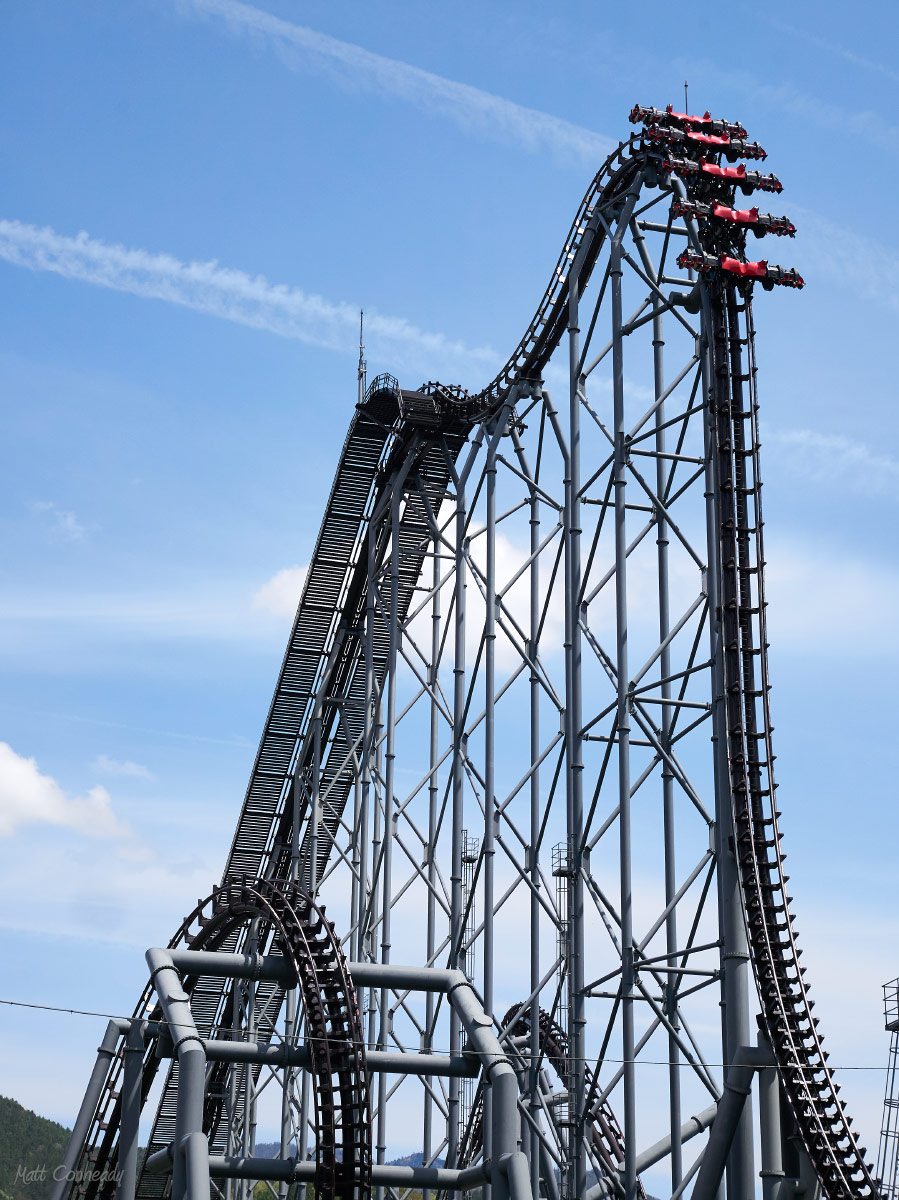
[583,1104,718,1200]
[636,1103,717,1175]
[192,1155,488,1190]
[691,1045,772,1200]
[146,948,209,1200]
[500,1152,533,1200]
[163,1038,476,1077]
[50,1019,125,1200]
[350,963,528,1199]
[115,1021,147,1200]
[167,949,295,985]
[349,961,460,991]
[144,955,528,1200]
[757,1030,785,1200]
[183,1133,211,1200]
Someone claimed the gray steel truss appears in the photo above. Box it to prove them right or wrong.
[61,120,878,1200]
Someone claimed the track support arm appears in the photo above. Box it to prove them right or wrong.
[691,1044,773,1200]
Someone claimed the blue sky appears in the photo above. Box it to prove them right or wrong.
[1,0,898,1160]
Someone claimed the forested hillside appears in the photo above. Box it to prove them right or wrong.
[0,1097,71,1200]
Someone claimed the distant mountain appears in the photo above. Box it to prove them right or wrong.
[254,1144,445,1169]
[0,1096,71,1200]
[0,1100,658,1200]
[379,1153,446,1169]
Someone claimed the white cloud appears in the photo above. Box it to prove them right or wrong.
[174,0,614,164]
[790,204,899,313]
[765,539,899,654]
[680,56,899,154]
[252,564,308,617]
[766,428,899,496]
[769,18,899,86]
[92,754,154,780]
[0,742,131,839]
[0,219,498,379]
[32,500,86,542]
[0,834,215,945]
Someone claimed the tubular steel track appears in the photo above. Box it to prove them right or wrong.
[69,109,877,1199]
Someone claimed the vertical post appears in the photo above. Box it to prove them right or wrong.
[239,922,259,1200]
[367,485,389,1108]
[368,696,384,1062]
[350,774,362,963]
[610,227,637,1200]
[309,713,322,896]
[528,423,542,1200]
[565,270,587,1200]
[359,519,375,967]
[757,1030,784,1200]
[376,481,402,1193]
[50,1021,121,1200]
[172,1045,207,1200]
[279,772,303,1198]
[448,455,468,1176]
[423,539,441,1200]
[483,410,499,1194]
[361,514,378,1199]
[699,287,755,1200]
[723,292,756,1198]
[652,296,683,1191]
[225,1042,237,1200]
[116,1021,146,1200]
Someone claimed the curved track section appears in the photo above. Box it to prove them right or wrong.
[460,1006,646,1199]
[76,881,370,1200]
[70,109,876,1198]
[182,878,371,1200]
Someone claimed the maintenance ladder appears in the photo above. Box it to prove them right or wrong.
[877,980,899,1197]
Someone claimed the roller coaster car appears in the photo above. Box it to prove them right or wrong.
[671,199,796,237]
[646,124,767,161]
[677,248,805,289]
[662,157,784,194]
[629,102,748,139]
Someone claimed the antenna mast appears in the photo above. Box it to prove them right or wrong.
[357,309,367,404]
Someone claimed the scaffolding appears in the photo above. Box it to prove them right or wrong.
[877,979,899,1198]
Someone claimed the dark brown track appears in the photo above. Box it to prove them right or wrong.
[707,284,876,1195]
[459,1005,646,1199]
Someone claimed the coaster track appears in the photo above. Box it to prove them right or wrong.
[461,1006,648,1199]
[67,107,877,1199]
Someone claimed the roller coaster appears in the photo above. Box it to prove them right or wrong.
[54,103,878,1200]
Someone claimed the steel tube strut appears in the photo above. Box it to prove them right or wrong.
[525,412,542,1200]
[449,438,468,1183]
[51,1020,124,1200]
[114,1020,146,1200]
[584,1104,717,1200]
[564,261,586,1200]
[424,535,441,1200]
[652,260,684,1195]
[145,948,209,1200]
[691,1044,772,1200]
[612,187,637,1200]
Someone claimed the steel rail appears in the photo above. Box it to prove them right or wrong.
[706,287,876,1195]
[458,1006,646,1200]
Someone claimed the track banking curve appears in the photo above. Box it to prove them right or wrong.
[70,110,875,1200]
